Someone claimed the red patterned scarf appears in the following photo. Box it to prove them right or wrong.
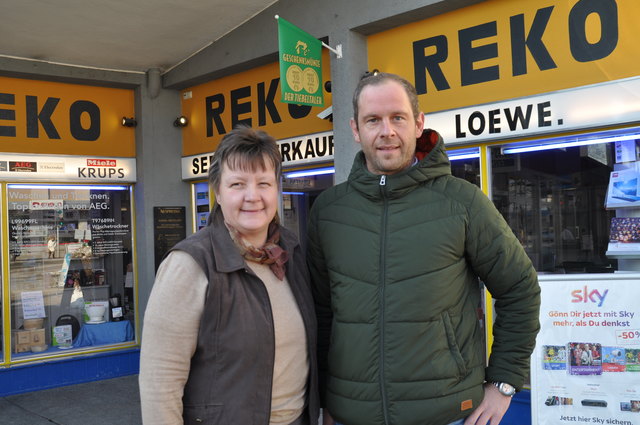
[225,220,289,280]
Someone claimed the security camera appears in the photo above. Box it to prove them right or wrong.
[317,106,333,121]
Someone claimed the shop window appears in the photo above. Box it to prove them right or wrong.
[449,148,481,187]
[8,184,136,359]
[1,248,3,362]
[282,170,334,249]
[490,135,628,274]
[193,181,212,231]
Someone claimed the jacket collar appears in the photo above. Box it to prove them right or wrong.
[208,206,298,274]
[348,129,451,201]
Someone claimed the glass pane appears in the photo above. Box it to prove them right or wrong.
[282,172,334,249]
[193,181,211,231]
[8,184,136,358]
[491,141,617,274]
[0,198,3,362]
[450,156,481,187]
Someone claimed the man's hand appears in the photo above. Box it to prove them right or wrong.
[463,383,512,425]
[322,408,336,425]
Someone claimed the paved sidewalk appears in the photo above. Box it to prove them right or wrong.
[0,374,141,425]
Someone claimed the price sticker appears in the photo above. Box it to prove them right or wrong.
[615,329,640,345]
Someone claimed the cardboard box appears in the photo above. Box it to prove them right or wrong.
[16,330,30,345]
[30,328,45,345]
[13,328,47,353]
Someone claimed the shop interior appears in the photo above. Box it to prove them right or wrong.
[443,129,640,276]
[490,130,639,275]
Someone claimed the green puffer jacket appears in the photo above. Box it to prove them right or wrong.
[307,133,540,425]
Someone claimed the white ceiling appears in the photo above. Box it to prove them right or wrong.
[1,0,277,74]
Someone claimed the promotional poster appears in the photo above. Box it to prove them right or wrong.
[532,276,640,424]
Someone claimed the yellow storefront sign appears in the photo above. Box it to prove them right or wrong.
[368,0,638,114]
[0,77,135,157]
[180,50,333,157]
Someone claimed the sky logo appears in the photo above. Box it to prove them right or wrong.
[571,286,609,307]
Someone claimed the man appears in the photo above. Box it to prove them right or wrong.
[307,72,540,425]
[47,236,57,258]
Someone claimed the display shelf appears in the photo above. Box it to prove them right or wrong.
[606,215,640,261]
[605,250,640,259]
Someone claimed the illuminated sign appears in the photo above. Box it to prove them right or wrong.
[181,131,334,180]
[278,131,334,166]
[427,76,640,144]
[0,153,136,182]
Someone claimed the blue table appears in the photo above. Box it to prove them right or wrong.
[74,320,134,347]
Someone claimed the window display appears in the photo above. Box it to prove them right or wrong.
[491,138,620,274]
[8,184,136,358]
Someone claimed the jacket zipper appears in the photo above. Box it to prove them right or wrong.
[378,175,390,425]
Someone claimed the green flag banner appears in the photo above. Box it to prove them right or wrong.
[277,17,324,107]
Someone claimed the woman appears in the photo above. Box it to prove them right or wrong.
[140,126,319,425]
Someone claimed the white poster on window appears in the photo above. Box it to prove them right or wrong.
[531,276,640,424]
[20,291,46,319]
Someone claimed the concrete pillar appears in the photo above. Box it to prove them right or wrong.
[326,30,368,184]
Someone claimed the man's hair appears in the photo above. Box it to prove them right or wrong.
[352,72,420,126]
[208,125,282,192]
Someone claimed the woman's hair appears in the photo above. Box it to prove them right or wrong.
[208,125,282,192]
[352,72,420,126]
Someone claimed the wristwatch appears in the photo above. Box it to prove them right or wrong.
[492,381,516,397]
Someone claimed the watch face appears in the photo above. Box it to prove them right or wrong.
[498,382,516,396]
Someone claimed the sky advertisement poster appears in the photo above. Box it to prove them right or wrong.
[532,277,640,425]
